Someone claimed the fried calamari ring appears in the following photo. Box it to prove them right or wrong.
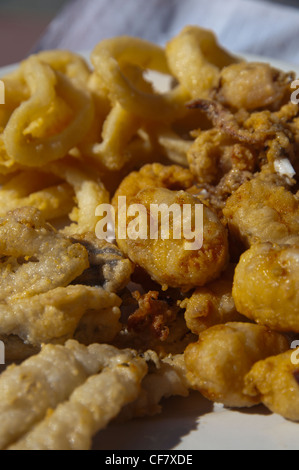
[185,323,289,408]
[166,26,238,99]
[233,243,299,332]
[244,348,299,422]
[36,50,91,87]
[0,207,89,301]
[3,56,94,167]
[116,187,228,290]
[91,36,189,121]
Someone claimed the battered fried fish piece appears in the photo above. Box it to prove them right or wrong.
[116,187,228,290]
[0,207,89,301]
[181,265,245,335]
[215,62,294,111]
[244,348,299,422]
[9,347,147,450]
[71,232,134,293]
[223,176,299,248]
[0,340,136,449]
[0,285,121,346]
[184,322,289,408]
[233,242,299,332]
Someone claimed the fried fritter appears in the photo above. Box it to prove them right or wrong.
[71,232,134,293]
[116,187,228,290]
[181,265,245,335]
[184,322,289,408]
[244,348,299,422]
[0,207,89,301]
[233,242,299,332]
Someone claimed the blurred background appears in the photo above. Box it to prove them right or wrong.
[0,0,299,67]
[0,0,69,66]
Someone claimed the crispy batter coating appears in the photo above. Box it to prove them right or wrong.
[184,322,289,408]
[244,348,299,422]
[215,62,294,111]
[223,176,299,248]
[181,265,245,335]
[9,346,147,450]
[233,242,299,332]
[0,285,121,346]
[71,232,134,293]
[116,187,228,290]
[0,207,89,301]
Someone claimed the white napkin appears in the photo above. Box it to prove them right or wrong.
[35,0,299,65]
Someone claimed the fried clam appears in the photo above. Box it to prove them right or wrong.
[0,340,147,450]
[233,243,299,332]
[181,265,246,335]
[223,174,299,248]
[0,285,121,347]
[115,186,228,290]
[0,207,89,301]
[244,348,299,422]
[70,232,134,293]
[184,322,289,408]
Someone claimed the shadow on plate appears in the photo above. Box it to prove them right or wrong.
[92,391,213,450]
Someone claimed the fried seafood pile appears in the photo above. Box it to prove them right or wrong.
[1,26,299,450]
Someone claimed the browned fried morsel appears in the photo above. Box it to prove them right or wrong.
[127,291,181,341]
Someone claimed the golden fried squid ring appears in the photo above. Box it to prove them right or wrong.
[3,56,94,167]
[91,36,189,121]
[166,26,238,99]
[36,50,91,86]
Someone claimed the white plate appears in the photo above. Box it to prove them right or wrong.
[1,53,299,451]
